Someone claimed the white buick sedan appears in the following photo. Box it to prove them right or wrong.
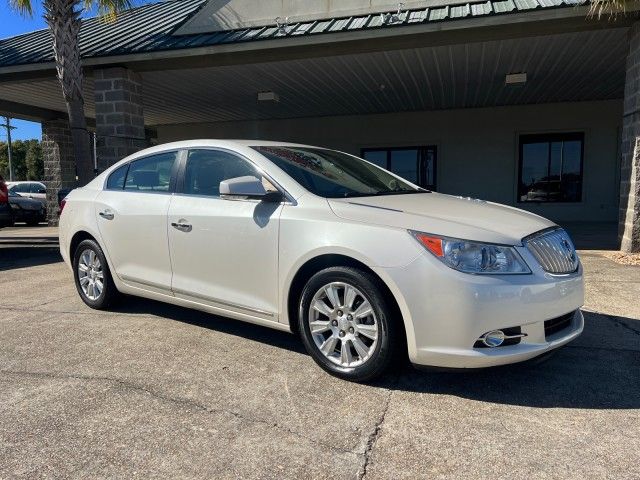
[59,140,584,381]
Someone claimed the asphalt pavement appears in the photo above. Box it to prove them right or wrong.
[0,233,638,479]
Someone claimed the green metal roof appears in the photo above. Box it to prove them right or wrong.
[0,0,588,68]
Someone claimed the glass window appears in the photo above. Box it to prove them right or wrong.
[106,164,129,190]
[254,146,421,198]
[361,146,437,190]
[30,183,45,193]
[518,133,584,203]
[11,183,29,193]
[363,150,387,168]
[124,152,177,192]
[183,149,261,197]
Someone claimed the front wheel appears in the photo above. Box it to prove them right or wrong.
[298,267,400,382]
[73,239,119,309]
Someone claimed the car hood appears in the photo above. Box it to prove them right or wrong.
[328,192,556,245]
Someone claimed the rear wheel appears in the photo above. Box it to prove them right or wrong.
[73,239,119,309]
[298,267,399,382]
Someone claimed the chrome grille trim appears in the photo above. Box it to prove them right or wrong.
[524,228,579,274]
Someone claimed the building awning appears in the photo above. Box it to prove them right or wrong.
[0,0,592,70]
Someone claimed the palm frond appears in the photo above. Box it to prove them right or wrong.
[9,0,34,16]
[85,0,133,22]
[587,0,628,19]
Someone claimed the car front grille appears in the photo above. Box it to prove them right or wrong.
[524,228,579,274]
[544,311,575,338]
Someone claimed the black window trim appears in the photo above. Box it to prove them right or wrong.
[517,132,585,204]
[103,149,183,194]
[360,145,437,190]
[174,146,295,204]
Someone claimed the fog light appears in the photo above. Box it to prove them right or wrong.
[482,330,505,347]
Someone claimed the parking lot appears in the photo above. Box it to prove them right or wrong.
[1,227,639,479]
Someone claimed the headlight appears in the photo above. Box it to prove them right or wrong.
[409,230,531,274]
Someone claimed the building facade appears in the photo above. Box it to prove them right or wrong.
[0,0,638,250]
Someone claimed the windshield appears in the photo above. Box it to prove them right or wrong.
[253,146,425,198]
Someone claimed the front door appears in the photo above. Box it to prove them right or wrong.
[94,150,179,293]
[167,148,282,319]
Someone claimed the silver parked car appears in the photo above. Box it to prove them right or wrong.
[8,190,47,226]
[6,181,47,208]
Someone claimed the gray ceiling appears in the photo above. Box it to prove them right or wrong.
[0,28,628,126]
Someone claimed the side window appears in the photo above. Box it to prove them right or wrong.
[13,184,28,193]
[183,149,266,197]
[31,183,46,194]
[124,151,178,192]
[106,164,129,190]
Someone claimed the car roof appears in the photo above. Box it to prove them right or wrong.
[142,139,322,152]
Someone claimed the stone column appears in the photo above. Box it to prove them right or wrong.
[42,118,76,226]
[620,22,640,252]
[93,67,147,171]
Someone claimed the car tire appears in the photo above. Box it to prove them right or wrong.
[298,266,400,382]
[73,239,119,309]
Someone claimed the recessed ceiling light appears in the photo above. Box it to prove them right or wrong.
[505,73,527,85]
[257,91,279,102]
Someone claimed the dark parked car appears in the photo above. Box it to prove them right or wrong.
[7,190,46,226]
[0,175,12,228]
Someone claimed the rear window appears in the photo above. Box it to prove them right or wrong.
[106,164,129,190]
[124,152,177,192]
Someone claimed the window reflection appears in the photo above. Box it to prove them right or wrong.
[362,146,437,190]
[518,134,583,203]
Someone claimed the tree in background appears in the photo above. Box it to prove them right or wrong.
[25,140,44,180]
[9,0,131,185]
[0,140,44,180]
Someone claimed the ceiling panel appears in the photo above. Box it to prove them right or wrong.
[0,28,628,126]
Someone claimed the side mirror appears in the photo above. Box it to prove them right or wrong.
[220,176,283,202]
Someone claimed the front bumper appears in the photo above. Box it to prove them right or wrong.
[376,247,584,369]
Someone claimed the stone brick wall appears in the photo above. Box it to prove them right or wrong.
[94,67,147,170]
[620,22,640,252]
[42,119,76,226]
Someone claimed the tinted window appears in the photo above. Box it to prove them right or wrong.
[254,146,420,198]
[518,133,583,203]
[30,182,46,193]
[106,164,129,190]
[124,152,177,192]
[183,149,261,197]
[12,183,29,193]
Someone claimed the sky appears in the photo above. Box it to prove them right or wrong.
[1,2,47,140]
[0,2,154,141]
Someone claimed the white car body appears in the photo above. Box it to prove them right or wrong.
[59,140,584,370]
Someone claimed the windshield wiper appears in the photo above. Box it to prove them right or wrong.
[373,189,430,196]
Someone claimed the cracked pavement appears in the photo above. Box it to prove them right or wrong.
[0,242,639,479]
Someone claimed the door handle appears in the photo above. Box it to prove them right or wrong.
[171,221,192,232]
[99,210,114,220]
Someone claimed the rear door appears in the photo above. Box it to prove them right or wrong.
[94,150,180,294]
[167,148,283,319]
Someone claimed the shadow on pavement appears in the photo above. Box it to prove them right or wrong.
[114,297,639,409]
[112,295,307,355]
[389,310,640,409]
[0,246,62,271]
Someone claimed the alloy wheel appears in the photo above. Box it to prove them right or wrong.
[77,248,104,301]
[308,282,379,367]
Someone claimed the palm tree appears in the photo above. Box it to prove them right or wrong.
[9,0,130,185]
[588,0,628,18]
